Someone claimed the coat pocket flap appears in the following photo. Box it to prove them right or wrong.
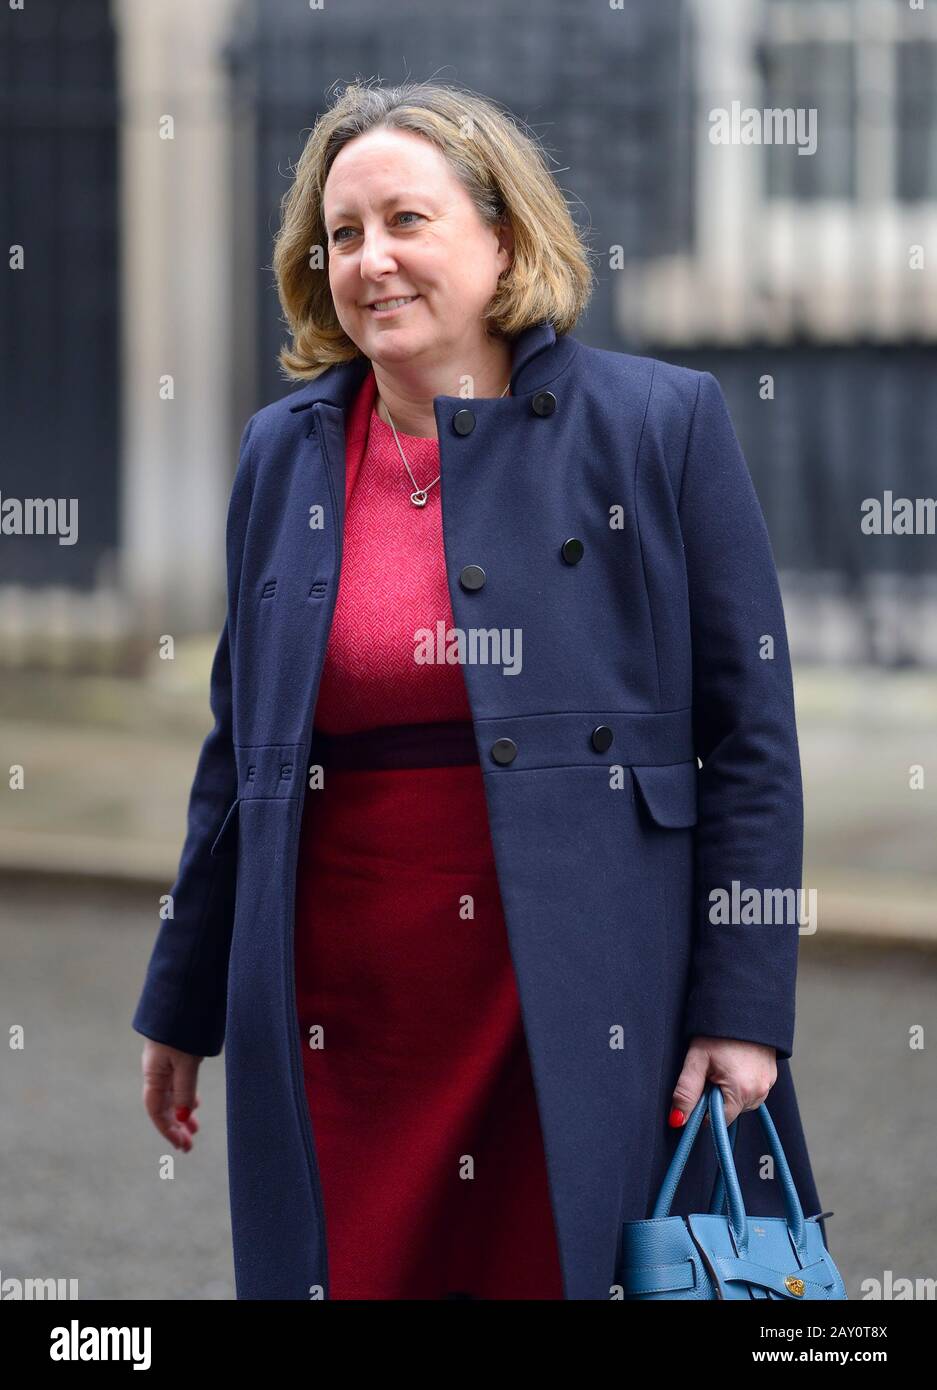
[631,760,698,828]
[210,798,240,857]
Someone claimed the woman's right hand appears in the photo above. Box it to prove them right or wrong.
[140,1039,202,1152]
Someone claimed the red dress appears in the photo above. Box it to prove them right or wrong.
[292,367,565,1300]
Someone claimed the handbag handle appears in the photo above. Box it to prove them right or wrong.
[707,1110,738,1215]
[652,1082,808,1259]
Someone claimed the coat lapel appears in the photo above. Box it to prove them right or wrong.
[285,320,574,546]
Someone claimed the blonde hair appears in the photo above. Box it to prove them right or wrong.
[272,78,597,381]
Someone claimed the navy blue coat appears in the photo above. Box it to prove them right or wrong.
[132,319,827,1300]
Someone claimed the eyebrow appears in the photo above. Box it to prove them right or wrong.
[326,193,430,223]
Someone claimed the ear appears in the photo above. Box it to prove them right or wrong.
[497,216,515,271]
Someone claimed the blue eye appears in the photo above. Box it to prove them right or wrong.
[331,211,423,244]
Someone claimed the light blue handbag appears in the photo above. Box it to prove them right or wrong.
[617,1082,848,1300]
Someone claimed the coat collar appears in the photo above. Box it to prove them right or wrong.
[287,318,570,416]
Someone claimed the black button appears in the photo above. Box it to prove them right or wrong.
[561,537,584,565]
[490,738,517,765]
[453,409,476,436]
[591,725,613,752]
[459,564,486,591]
[532,391,556,417]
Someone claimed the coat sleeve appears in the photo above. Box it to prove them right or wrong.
[677,371,802,1062]
[130,415,256,1058]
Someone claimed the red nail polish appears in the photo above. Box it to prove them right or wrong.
[175,1106,190,1122]
[668,1108,686,1127]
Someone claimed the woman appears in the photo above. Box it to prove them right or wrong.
[133,79,828,1300]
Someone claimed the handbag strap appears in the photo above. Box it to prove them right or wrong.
[708,1084,807,1257]
[708,1111,739,1215]
[653,1083,808,1259]
[652,1087,712,1217]
[711,1254,837,1300]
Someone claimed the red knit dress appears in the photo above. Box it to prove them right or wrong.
[292,367,565,1300]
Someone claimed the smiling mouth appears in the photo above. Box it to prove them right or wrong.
[366,295,420,314]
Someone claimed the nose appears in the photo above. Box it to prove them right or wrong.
[359,225,398,283]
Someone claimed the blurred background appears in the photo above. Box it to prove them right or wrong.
[1,0,934,1300]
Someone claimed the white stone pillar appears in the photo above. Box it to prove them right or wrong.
[113,0,251,633]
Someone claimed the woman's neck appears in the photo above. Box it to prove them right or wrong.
[371,341,513,439]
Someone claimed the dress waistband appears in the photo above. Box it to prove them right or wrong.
[309,720,480,771]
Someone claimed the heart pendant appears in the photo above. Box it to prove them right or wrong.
[410,490,428,507]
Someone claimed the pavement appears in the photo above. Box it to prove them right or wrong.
[0,874,933,1298]
[0,653,934,1299]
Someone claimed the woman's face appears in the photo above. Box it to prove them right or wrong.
[323,127,513,367]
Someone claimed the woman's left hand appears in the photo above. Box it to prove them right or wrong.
[669,1036,777,1128]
